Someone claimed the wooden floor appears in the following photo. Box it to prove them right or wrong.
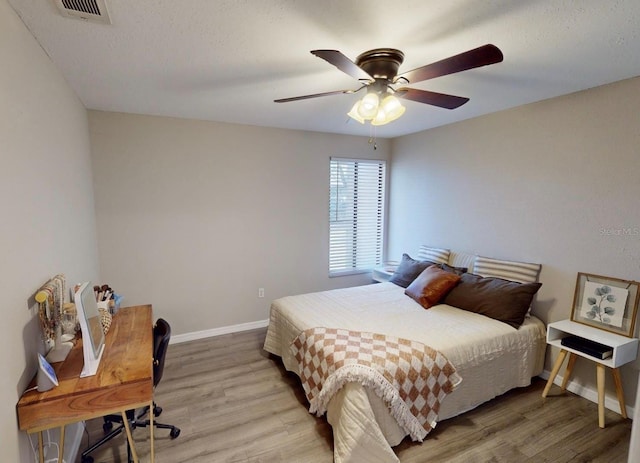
[77,328,632,463]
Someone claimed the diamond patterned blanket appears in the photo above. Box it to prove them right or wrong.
[290,327,462,441]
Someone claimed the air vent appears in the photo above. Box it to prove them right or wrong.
[53,0,112,24]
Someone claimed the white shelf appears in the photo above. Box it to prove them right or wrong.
[547,319,639,368]
[372,268,394,283]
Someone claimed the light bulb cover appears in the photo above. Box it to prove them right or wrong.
[380,95,405,123]
[346,92,405,126]
[347,101,365,124]
[357,93,379,119]
[370,108,386,126]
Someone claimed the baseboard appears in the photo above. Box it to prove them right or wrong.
[540,369,635,419]
[170,319,269,344]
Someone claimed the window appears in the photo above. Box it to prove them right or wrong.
[329,157,386,276]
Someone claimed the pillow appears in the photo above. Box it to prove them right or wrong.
[388,254,437,288]
[416,245,450,264]
[442,273,542,328]
[405,265,461,310]
[440,263,468,276]
[473,256,541,284]
[448,251,477,270]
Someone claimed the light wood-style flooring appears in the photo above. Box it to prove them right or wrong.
[77,328,632,462]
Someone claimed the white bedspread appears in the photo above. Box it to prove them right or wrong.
[263,282,546,462]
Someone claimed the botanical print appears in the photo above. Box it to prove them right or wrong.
[581,281,628,328]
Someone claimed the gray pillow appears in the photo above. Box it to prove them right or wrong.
[388,254,436,288]
[442,272,542,329]
[440,263,468,276]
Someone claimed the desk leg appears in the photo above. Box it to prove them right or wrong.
[543,349,568,399]
[597,363,606,428]
[560,353,577,391]
[121,411,139,463]
[150,400,155,462]
[58,425,65,463]
[37,432,44,463]
[611,367,628,419]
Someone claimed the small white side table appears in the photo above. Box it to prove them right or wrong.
[542,319,639,428]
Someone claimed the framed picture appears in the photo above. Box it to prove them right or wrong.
[571,272,640,337]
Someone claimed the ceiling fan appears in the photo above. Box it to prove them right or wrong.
[275,44,503,126]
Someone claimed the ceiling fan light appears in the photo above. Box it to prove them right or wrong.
[381,95,404,117]
[385,104,405,123]
[371,108,389,126]
[347,102,365,124]
[357,92,379,119]
[378,95,405,123]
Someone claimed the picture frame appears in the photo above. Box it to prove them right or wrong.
[571,272,640,337]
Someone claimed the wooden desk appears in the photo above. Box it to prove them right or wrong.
[17,305,155,463]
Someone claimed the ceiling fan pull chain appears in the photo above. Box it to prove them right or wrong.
[368,125,377,150]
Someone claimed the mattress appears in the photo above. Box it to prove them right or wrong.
[263,282,546,462]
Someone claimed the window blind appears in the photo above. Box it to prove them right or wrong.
[329,157,386,276]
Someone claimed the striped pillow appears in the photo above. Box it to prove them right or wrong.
[473,256,541,284]
[416,245,450,264]
[448,251,476,270]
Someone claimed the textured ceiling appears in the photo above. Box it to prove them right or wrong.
[8,0,640,138]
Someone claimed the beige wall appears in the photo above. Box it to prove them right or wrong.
[1,1,100,461]
[88,111,390,336]
[388,76,640,409]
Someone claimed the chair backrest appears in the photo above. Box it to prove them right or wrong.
[153,318,171,387]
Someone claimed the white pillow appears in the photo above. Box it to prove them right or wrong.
[448,251,476,270]
[416,245,450,264]
[473,256,541,283]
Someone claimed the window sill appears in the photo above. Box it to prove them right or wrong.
[329,269,372,278]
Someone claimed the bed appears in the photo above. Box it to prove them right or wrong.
[263,249,547,463]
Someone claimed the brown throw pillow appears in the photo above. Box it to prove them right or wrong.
[405,265,462,309]
[389,253,437,288]
[442,272,542,329]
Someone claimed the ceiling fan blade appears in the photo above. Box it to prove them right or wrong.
[395,88,469,109]
[274,89,357,103]
[396,44,503,84]
[310,50,373,81]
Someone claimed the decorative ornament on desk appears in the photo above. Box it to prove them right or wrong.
[36,274,73,363]
[60,302,77,339]
[111,293,123,315]
[97,301,112,334]
[91,283,122,315]
[87,282,124,333]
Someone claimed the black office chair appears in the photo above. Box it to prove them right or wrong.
[81,318,180,463]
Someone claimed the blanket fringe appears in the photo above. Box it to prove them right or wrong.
[310,364,429,442]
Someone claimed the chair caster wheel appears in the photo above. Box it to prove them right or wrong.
[154,405,163,417]
[81,456,94,463]
[103,421,113,432]
[170,428,181,439]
